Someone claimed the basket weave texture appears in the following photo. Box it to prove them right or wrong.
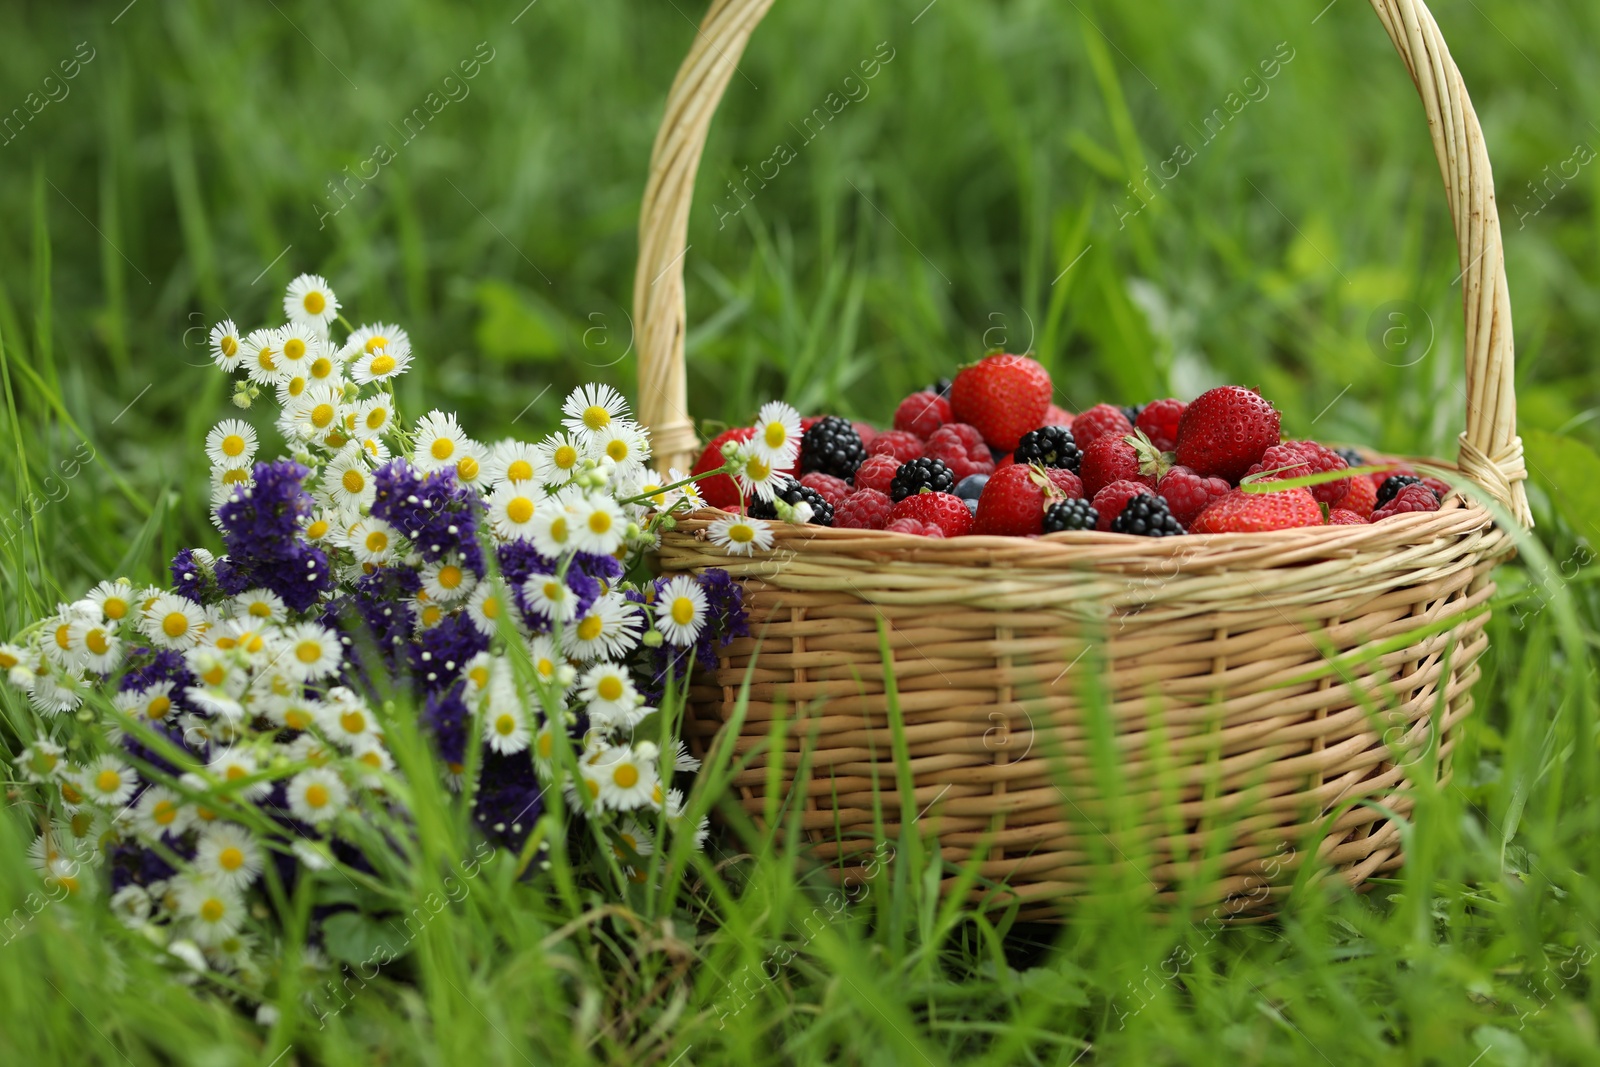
[633,0,1530,917]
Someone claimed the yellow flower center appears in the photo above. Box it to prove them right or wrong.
[103,597,129,620]
[153,799,178,826]
[287,377,308,398]
[507,459,533,482]
[304,783,330,809]
[421,604,443,627]
[588,511,612,534]
[481,596,499,620]
[304,291,326,315]
[457,456,480,481]
[95,768,122,793]
[221,434,247,457]
[257,348,277,371]
[70,811,92,837]
[597,676,624,702]
[163,612,191,638]
[147,695,172,720]
[729,523,755,545]
[549,516,569,542]
[438,565,462,590]
[221,335,239,357]
[494,714,516,737]
[468,665,490,689]
[86,629,111,655]
[764,422,788,449]
[219,847,244,871]
[542,581,563,600]
[365,406,388,430]
[359,750,383,769]
[311,403,336,429]
[0,650,15,668]
[535,658,554,678]
[553,445,577,470]
[222,468,250,485]
[54,624,71,650]
[537,731,554,758]
[62,782,83,804]
[364,336,388,354]
[613,764,639,789]
[430,437,455,461]
[202,665,226,686]
[605,439,629,462]
[225,765,247,781]
[310,356,334,379]
[369,353,397,377]
[341,469,365,494]
[326,430,349,448]
[365,531,389,554]
[306,519,330,540]
[340,710,366,734]
[576,615,603,642]
[746,456,771,482]
[285,708,312,730]
[671,598,696,626]
[200,898,225,923]
[283,338,307,361]
[247,601,272,619]
[583,405,611,431]
[506,497,534,525]
[295,640,323,664]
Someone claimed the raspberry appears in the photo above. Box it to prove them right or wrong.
[834,489,894,530]
[1327,508,1368,525]
[924,423,996,482]
[1042,498,1098,532]
[885,517,944,537]
[1080,432,1165,498]
[973,464,1075,536]
[889,457,955,502]
[1189,487,1323,534]
[1175,386,1282,483]
[692,426,755,510]
[889,491,973,538]
[852,455,901,495]
[1090,480,1154,533]
[1135,398,1186,452]
[1044,404,1075,428]
[798,472,851,508]
[748,477,835,526]
[1335,472,1377,518]
[1012,426,1082,472]
[1071,404,1135,449]
[1157,465,1231,528]
[1375,475,1424,508]
[1421,476,1452,500]
[853,421,877,448]
[800,416,867,480]
[893,391,953,440]
[949,354,1053,452]
[1245,441,1349,505]
[1372,483,1442,521]
[869,430,925,464]
[1110,494,1185,537]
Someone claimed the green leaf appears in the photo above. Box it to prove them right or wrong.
[320,910,406,967]
[1524,429,1600,538]
[473,280,562,364]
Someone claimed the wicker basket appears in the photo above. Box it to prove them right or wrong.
[633,0,1530,918]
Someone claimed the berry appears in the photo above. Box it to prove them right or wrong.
[885,517,944,538]
[889,457,956,502]
[1372,483,1442,522]
[1135,398,1186,452]
[799,472,851,508]
[1043,498,1098,533]
[1090,480,1155,532]
[949,353,1052,452]
[1421,476,1452,500]
[1079,431,1167,498]
[893,391,953,440]
[1120,405,1143,426]
[973,464,1075,536]
[853,421,877,448]
[1376,475,1423,508]
[1175,386,1282,483]
[963,498,978,515]
[889,491,974,538]
[800,416,867,480]
[927,377,953,399]
[852,454,901,495]
[1013,426,1082,472]
[953,473,990,501]
[1044,404,1075,428]
[1189,487,1322,534]
[1071,404,1135,450]
[924,423,996,482]
[1334,447,1364,467]
[1327,509,1368,526]
[1245,441,1349,505]
[748,477,835,527]
[869,430,925,464]
[692,426,755,510]
[834,489,894,530]
[1111,494,1185,537]
[1157,465,1231,528]
[1335,472,1378,518]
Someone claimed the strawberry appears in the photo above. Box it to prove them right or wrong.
[835,489,894,530]
[1044,403,1075,428]
[893,391,953,440]
[692,426,755,510]
[798,472,851,508]
[924,423,996,482]
[1090,480,1154,532]
[1335,471,1377,518]
[950,354,1052,452]
[1327,508,1368,525]
[1174,386,1282,483]
[852,454,901,495]
[889,491,974,538]
[1244,441,1349,505]
[973,464,1075,537]
[1080,431,1167,498]
[885,517,944,538]
[1372,483,1442,522]
[1189,487,1322,533]
[869,430,925,464]
[1135,398,1186,452]
[1070,404,1134,450]
[1157,465,1231,528]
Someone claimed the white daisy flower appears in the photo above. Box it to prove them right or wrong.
[345,518,400,565]
[232,588,287,625]
[281,622,342,681]
[352,396,394,437]
[484,439,539,486]
[175,878,246,945]
[655,575,708,647]
[275,372,313,406]
[461,651,499,698]
[141,593,207,650]
[0,641,27,673]
[41,608,83,669]
[275,325,324,373]
[561,383,630,439]
[420,557,476,603]
[205,419,258,469]
[206,748,271,800]
[526,635,563,688]
[578,662,642,729]
[302,510,337,546]
[529,501,578,558]
[351,742,395,787]
[13,740,67,783]
[611,818,655,864]
[319,696,381,749]
[85,579,137,624]
[286,767,347,825]
[111,884,153,927]
[592,422,650,475]
[351,434,391,466]
[568,493,626,556]
[27,665,83,716]
[132,785,195,840]
[484,699,530,755]
[341,323,410,364]
[193,824,264,891]
[266,694,321,733]
[448,441,489,490]
[285,383,345,441]
[487,481,545,541]
[241,328,285,385]
[592,744,658,811]
[562,592,643,662]
[305,346,343,385]
[465,582,508,636]
[732,444,782,502]
[751,400,803,469]
[113,681,177,726]
[350,345,412,385]
[412,409,468,473]
[284,273,340,333]
[708,514,774,556]
[533,431,587,483]
[670,738,702,773]
[320,449,377,515]
[82,755,138,808]
[522,571,577,623]
[67,615,122,674]
[209,320,244,372]
[667,788,711,849]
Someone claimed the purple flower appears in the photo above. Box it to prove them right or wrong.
[370,461,485,573]
[410,613,489,694]
[472,749,547,851]
[424,681,471,769]
[217,459,315,562]
[169,548,211,604]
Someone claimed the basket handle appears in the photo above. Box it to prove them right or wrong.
[633,0,1530,527]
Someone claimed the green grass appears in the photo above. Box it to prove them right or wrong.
[2,0,1599,1062]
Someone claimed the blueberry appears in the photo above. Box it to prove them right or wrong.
[964,497,978,515]
[954,474,990,501]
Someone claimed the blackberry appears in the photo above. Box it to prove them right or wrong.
[889,457,955,502]
[1110,494,1184,537]
[1120,404,1144,425]
[1043,498,1098,533]
[954,473,990,501]
[800,416,866,480]
[926,377,953,398]
[1376,475,1423,508]
[1334,447,1364,468]
[1013,426,1082,473]
[748,477,835,526]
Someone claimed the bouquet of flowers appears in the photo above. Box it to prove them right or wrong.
[0,275,758,987]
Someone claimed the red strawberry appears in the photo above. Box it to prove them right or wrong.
[1244,440,1349,506]
[1327,508,1368,525]
[1090,480,1154,532]
[799,472,851,508]
[869,430,925,464]
[1071,404,1134,450]
[1157,465,1231,528]
[1175,386,1282,483]
[885,517,944,537]
[1044,403,1075,428]
[889,491,974,538]
[692,426,755,510]
[834,489,894,530]
[1190,487,1322,533]
[924,423,996,482]
[852,454,901,495]
[1080,432,1166,498]
[1336,472,1377,518]
[1135,398,1186,452]
[1372,483,1442,522]
[973,464,1072,536]
[893,391,953,440]
[950,354,1052,452]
